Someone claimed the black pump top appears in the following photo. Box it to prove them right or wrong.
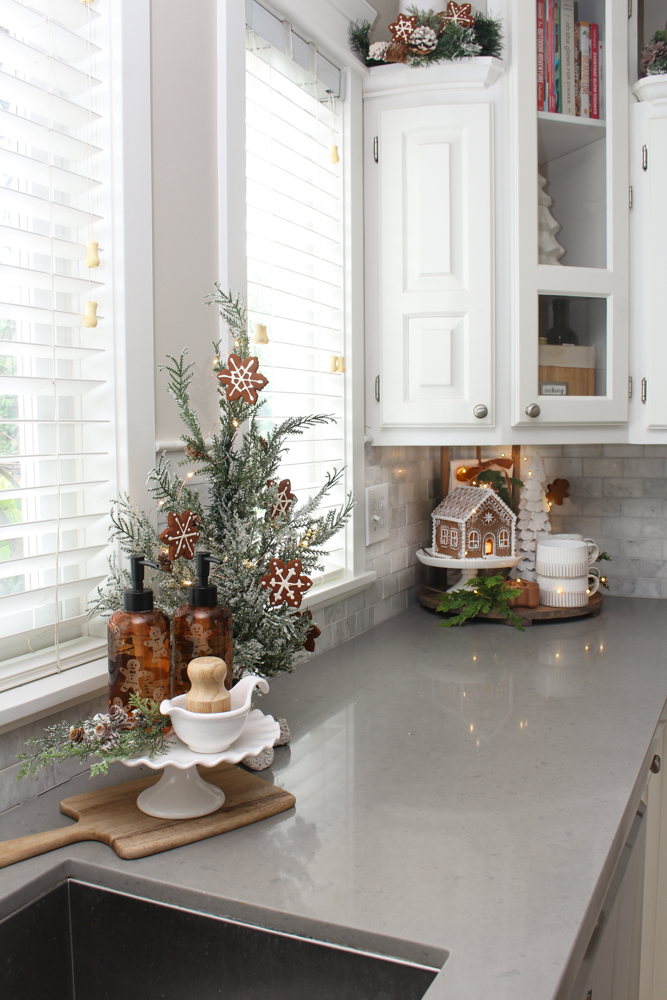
[188,551,223,607]
[123,555,159,613]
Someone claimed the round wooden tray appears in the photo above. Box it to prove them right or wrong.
[418,585,603,627]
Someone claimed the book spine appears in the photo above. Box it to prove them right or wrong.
[537,0,545,110]
[574,21,580,115]
[590,22,599,119]
[560,0,576,115]
[547,0,556,112]
[554,0,560,112]
[579,22,590,118]
[598,39,605,120]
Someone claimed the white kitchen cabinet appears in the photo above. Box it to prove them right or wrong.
[511,0,629,429]
[629,101,667,442]
[363,3,634,445]
[374,102,493,430]
[569,806,646,1000]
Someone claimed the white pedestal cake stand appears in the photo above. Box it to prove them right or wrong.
[121,709,280,820]
[416,548,522,592]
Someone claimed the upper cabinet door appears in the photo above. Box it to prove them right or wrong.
[646,115,667,430]
[377,102,493,429]
[512,0,629,428]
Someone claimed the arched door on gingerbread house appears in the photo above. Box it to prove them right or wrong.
[483,533,495,556]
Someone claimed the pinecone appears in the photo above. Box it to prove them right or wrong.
[108,704,135,730]
[408,25,438,53]
[642,40,667,76]
[69,726,85,744]
[258,436,268,453]
[157,551,172,573]
[385,38,409,63]
[93,721,111,741]
[184,443,206,460]
[368,40,390,62]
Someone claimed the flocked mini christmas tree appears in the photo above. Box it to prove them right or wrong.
[538,172,565,266]
[91,287,353,679]
[512,453,551,581]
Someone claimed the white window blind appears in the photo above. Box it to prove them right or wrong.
[0,0,113,690]
[246,33,347,582]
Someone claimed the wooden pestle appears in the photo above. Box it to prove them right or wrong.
[185,656,231,713]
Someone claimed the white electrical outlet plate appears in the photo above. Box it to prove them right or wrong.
[365,484,390,546]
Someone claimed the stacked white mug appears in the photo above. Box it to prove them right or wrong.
[536,535,600,608]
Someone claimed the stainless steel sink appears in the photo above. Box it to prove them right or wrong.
[0,879,442,999]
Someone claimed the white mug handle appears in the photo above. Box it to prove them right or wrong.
[584,538,599,564]
[587,569,600,596]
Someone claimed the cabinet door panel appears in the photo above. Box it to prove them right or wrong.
[379,103,493,427]
[646,116,667,429]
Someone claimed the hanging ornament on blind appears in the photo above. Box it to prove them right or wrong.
[327,92,339,164]
[83,301,98,328]
[85,241,100,268]
[252,322,269,345]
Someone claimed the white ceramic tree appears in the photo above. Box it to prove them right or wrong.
[538,172,565,265]
[512,453,551,581]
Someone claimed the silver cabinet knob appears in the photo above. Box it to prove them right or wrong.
[525,403,541,418]
[473,404,488,419]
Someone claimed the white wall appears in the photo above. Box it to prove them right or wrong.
[150,0,222,445]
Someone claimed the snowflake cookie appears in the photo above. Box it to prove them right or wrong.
[216,353,269,404]
[159,510,201,561]
[260,558,312,608]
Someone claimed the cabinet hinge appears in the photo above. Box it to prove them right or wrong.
[374,374,380,402]
[642,145,648,171]
[628,376,633,399]
[628,0,632,16]
[373,136,378,163]
[629,185,633,209]
[641,377,647,403]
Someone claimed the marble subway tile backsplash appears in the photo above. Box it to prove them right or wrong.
[524,444,667,599]
[309,444,442,657]
[0,694,107,814]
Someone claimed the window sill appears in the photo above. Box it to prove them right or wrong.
[0,657,108,737]
[302,569,377,612]
[0,572,377,735]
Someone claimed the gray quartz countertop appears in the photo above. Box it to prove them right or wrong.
[2,596,667,999]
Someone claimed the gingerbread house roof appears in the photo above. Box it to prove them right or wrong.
[431,486,516,524]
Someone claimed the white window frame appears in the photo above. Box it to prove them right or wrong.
[221,0,374,612]
[0,0,373,731]
[0,0,156,731]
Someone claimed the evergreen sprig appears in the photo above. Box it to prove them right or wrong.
[16,695,172,780]
[436,574,524,630]
[90,288,354,678]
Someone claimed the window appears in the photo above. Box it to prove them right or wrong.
[499,528,510,549]
[450,528,459,548]
[439,525,448,546]
[0,1,113,690]
[468,529,480,549]
[245,23,346,581]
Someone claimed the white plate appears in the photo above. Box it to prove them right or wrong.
[122,709,280,771]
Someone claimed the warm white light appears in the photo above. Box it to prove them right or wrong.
[470,724,474,732]
[187,471,194,478]
[585,646,589,651]
[600,645,603,651]
[473,656,476,661]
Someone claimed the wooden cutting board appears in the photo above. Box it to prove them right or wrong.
[0,763,295,869]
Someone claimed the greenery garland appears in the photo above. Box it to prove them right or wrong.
[17,695,172,779]
[436,574,524,629]
[641,30,667,77]
[349,6,503,68]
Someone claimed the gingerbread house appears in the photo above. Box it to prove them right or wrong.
[431,486,516,559]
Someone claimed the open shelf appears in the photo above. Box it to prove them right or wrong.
[538,112,606,163]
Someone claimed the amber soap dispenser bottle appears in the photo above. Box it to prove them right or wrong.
[107,555,171,710]
[173,552,233,697]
